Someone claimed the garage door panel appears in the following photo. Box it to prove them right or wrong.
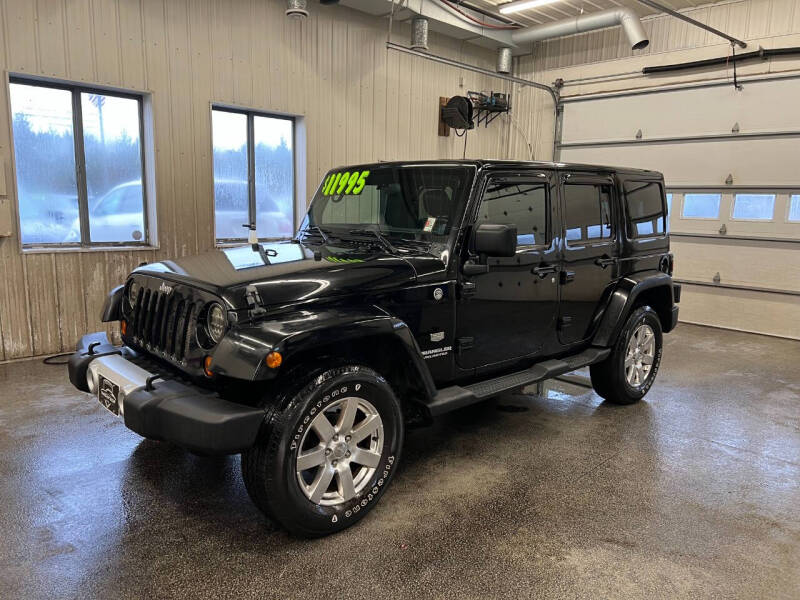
[672,239,800,292]
[560,137,799,187]
[677,284,800,340]
[561,78,800,143]
[559,76,800,340]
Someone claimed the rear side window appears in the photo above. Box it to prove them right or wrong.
[623,181,666,238]
[563,184,613,243]
[480,180,548,246]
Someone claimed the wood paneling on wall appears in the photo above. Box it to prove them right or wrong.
[0,0,553,361]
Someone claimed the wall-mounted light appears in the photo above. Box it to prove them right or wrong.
[499,0,562,15]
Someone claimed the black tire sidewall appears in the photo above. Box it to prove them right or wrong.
[265,365,403,536]
[616,306,663,400]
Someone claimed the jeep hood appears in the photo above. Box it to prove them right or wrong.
[132,242,425,310]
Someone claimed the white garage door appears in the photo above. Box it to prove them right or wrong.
[559,76,800,339]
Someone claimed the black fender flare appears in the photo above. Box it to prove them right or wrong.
[101,285,124,322]
[592,272,677,347]
[210,305,437,399]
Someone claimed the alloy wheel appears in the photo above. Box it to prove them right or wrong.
[624,323,656,387]
[295,396,384,506]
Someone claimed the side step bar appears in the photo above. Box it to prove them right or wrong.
[427,347,610,417]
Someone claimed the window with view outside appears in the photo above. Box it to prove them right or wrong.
[304,166,473,244]
[212,107,294,241]
[10,80,146,246]
[790,195,800,222]
[682,193,720,219]
[732,194,775,220]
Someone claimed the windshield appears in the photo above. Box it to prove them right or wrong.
[302,165,474,245]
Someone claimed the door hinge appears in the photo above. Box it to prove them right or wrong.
[460,281,477,298]
[245,285,267,316]
[560,270,576,284]
[558,316,573,330]
[456,337,474,354]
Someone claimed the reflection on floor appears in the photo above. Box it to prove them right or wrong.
[0,324,798,599]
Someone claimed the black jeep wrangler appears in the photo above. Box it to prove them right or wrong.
[69,160,680,537]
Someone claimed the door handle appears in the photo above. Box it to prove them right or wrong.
[594,255,616,269]
[532,264,557,278]
[560,270,576,284]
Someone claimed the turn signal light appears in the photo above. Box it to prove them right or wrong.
[203,355,213,377]
[266,351,283,369]
[120,320,127,336]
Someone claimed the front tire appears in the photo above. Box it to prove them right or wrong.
[590,305,663,405]
[242,364,403,537]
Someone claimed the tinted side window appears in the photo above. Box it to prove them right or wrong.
[624,181,666,238]
[479,180,548,246]
[563,184,613,243]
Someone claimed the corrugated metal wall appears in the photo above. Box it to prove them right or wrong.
[526,0,800,339]
[0,0,553,362]
[537,0,800,70]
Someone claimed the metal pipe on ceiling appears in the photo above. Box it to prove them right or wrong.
[366,1,650,53]
[386,41,558,103]
[511,7,650,50]
[635,0,747,48]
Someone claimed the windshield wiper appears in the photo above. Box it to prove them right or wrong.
[387,237,434,250]
[347,228,397,254]
[295,225,330,244]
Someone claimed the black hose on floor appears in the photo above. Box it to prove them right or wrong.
[43,353,71,365]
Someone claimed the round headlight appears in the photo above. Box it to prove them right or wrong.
[206,303,226,344]
[127,281,140,309]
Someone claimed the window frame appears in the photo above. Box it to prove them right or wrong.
[666,189,800,240]
[622,179,667,241]
[730,193,776,222]
[786,194,800,223]
[561,179,616,247]
[681,192,722,220]
[211,105,296,243]
[477,175,551,250]
[9,75,150,249]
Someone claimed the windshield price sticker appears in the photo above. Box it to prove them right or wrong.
[321,170,370,196]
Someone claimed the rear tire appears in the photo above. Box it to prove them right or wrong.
[590,305,663,405]
[241,364,403,537]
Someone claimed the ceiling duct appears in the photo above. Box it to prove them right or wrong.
[286,0,308,19]
[349,2,649,53]
[411,17,429,50]
[511,7,649,50]
[496,47,512,74]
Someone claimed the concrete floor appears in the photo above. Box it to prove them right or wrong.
[1,323,799,599]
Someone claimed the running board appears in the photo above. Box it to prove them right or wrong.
[427,347,610,417]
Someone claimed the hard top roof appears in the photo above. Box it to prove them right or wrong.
[329,159,661,177]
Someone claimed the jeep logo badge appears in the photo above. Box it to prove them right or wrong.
[159,282,173,295]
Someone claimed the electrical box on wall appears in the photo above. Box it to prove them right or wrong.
[0,163,10,238]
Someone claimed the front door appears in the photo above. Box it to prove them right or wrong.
[456,171,560,371]
[557,173,619,346]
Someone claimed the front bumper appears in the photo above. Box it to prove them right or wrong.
[68,333,266,455]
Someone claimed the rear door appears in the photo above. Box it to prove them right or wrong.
[557,172,619,346]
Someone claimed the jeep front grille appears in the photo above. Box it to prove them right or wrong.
[131,287,198,362]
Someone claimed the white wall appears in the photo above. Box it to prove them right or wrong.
[522,0,800,339]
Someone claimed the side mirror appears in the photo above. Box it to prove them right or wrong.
[474,223,517,257]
